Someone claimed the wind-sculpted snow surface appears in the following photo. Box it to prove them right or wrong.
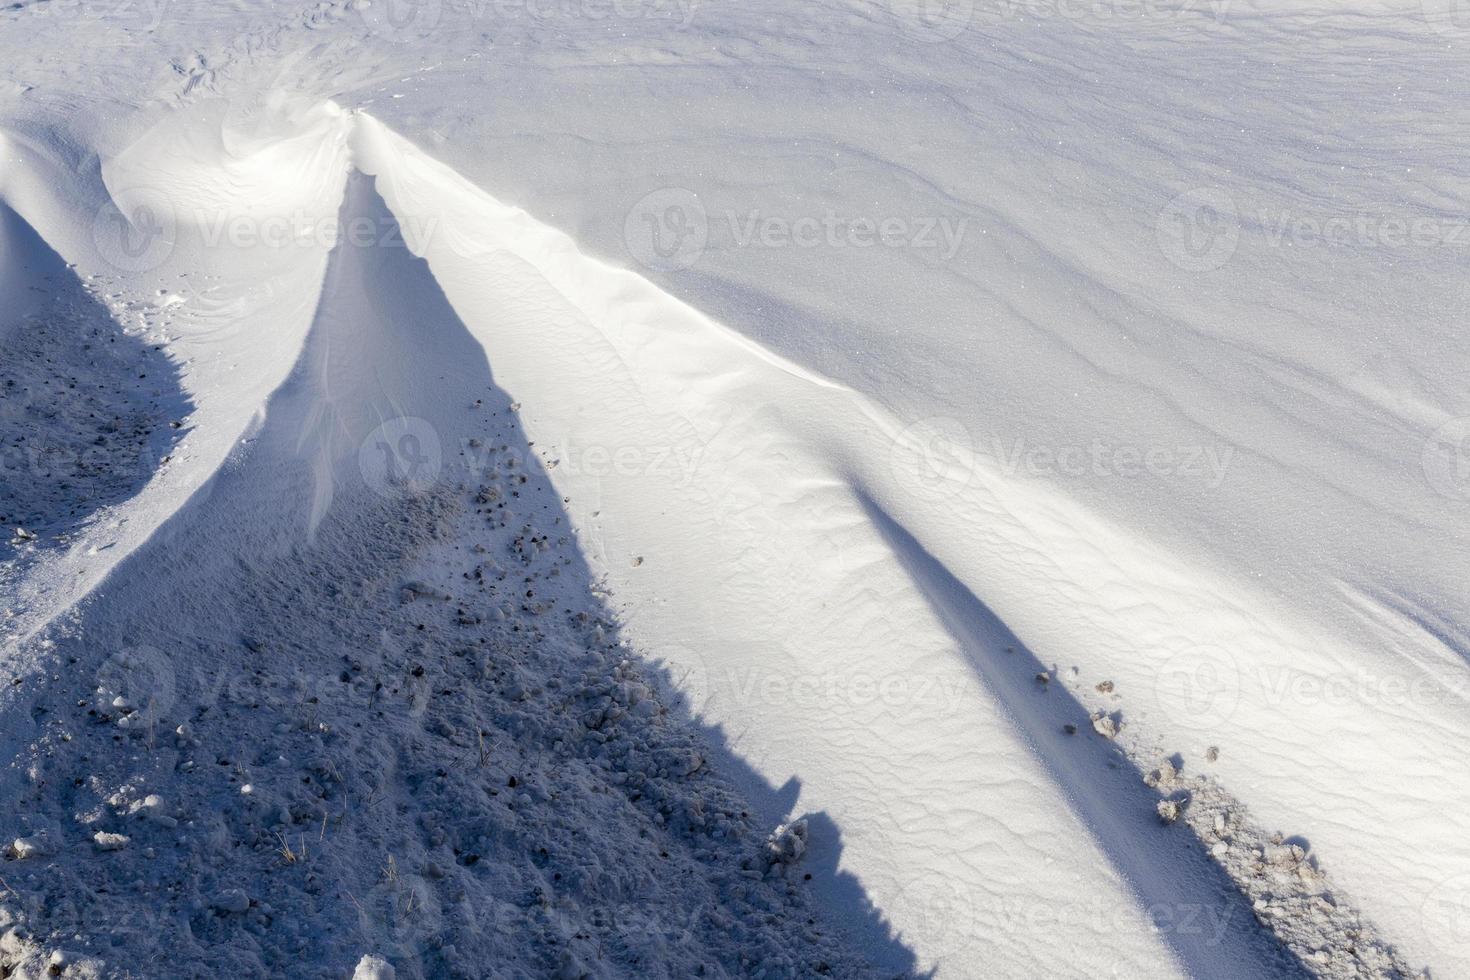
[0,163,912,979]
[0,2,1467,976]
[0,101,1420,978]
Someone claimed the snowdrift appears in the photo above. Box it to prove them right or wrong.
[0,95,1457,977]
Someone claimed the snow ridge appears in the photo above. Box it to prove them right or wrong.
[0,96,1442,978]
[0,171,910,979]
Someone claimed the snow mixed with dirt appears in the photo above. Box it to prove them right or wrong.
[1,1,1468,978]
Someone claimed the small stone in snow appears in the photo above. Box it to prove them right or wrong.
[1157,799,1183,824]
[1144,759,1176,788]
[212,889,251,914]
[94,831,130,851]
[353,954,396,980]
[8,834,56,860]
[1090,711,1118,739]
[766,818,809,866]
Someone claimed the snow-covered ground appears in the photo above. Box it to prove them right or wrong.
[1,1,1467,977]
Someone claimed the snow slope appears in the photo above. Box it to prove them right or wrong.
[0,133,909,979]
[1,1,1468,977]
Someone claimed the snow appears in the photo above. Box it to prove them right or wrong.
[1,0,1467,977]
[353,955,396,980]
